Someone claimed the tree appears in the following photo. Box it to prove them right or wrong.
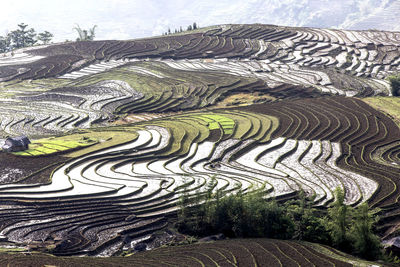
[73,24,97,41]
[37,31,53,44]
[193,22,197,30]
[0,35,11,53]
[325,187,352,251]
[349,203,382,260]
[187,25,193,31]
[388,74,400,96]
[0,23,52,53]
[73,25,85,41]
[8,23,37,49]
[88,25,97,40]
[287,191,329,243]
[0,23,56,53]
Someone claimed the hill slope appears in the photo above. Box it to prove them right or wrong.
[0,24,399,258]
[0,24,399,137]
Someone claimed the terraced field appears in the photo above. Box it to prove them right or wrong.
[0,24,399,261]
[0,239,386,266]
[1,24,399,137]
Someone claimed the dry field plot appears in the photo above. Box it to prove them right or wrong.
[0,24,399,259]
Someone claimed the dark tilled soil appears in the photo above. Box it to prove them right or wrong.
[239,96,400,208]
[0,238,386,267]
[0,153,66,184]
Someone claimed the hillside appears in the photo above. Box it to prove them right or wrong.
[0,24,399,264]
[1,24,399,137]
[0,238,391,266]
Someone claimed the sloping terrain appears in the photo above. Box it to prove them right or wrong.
[0,239,388,267]
[1,24,399,137]
[0,24,399,259]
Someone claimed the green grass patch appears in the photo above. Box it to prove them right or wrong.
[363,97,400,128]
[33,146,59,154]
[66,130,139,158]
[0,247,28,253]
[305,242,387,267]
[196,114,235,134]
[216,111,253,139]
[13,135,98,157]
[12,151,32,156]
[15,129,141,158]
[12,133,101,157]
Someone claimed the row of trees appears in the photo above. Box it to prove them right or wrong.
[0,23,53,53]
[163,22,198,36]
[0,23,98,54]
[177,185,395,262]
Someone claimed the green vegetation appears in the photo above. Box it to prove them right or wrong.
[350,203,382,260]
[177,189,326,241]
[9,125,141,158]
[61,129,139,157]
[0,23,53,53]
[163,22,199,35]
[325,188,352,250]
[0,247,27,253]
[325,188,383,260]
[388,73,400,96]
[286,191,329,244]
[177,189,294,239]
[73,24,97,41]
[13,135,98,156]
[0,23,400,261]
[197,114,235,134]
[177,187,385,261]
[363,97,400,127]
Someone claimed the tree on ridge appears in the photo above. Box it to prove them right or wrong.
[73,24,97,41]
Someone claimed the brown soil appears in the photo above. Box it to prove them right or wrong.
[0,153,66,184]
[0,238,374,267]
[239,96,400,209]
[214,91,276,108]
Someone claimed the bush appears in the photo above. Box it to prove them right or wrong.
[286,191,329,244]
[240,191,294,239]
[176,189,296,239]
[349,203,382,260]
[325,188,353,251]
[176,186,385,261]
[324,188,383,260]
[388,74,400,96]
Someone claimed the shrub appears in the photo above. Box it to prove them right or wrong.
[177,186,384,261]
[243,192,294,239]
[325,188,353,251]
[349,203,382,260]
[286,191,329,244]
[324,188,383,260]
[388,74,400,96]
[177,189,295,239]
